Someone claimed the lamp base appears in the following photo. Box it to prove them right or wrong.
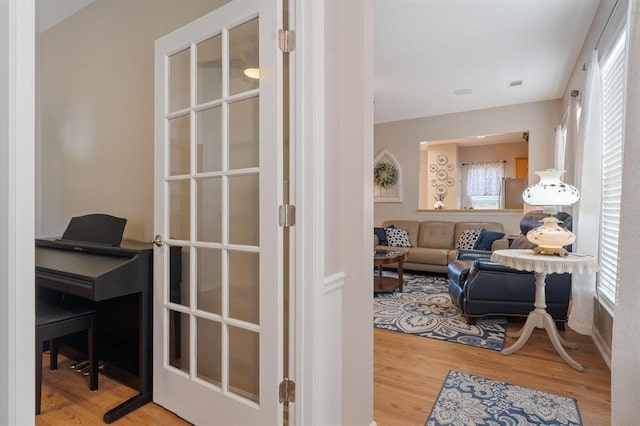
[532,246,569,257]
[526,216,575,257]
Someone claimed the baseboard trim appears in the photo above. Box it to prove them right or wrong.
[592,325,612,369]
[324,272,345,294]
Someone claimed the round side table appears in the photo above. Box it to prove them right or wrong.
[491,249,599,371]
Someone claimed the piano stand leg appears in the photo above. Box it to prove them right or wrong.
[103,392,153,424]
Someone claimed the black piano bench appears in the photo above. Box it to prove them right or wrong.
[35,300,98,415]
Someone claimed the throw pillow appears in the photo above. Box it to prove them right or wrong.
[374,225,395,246]
[456,229,483,250]
[474,230,506,251]
[385,228,411,247]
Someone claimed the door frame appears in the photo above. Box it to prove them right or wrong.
[2,0,36,423]
[290,0,374,425]
[289,0,328,424]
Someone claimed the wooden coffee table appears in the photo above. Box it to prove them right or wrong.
[374,249,406,293]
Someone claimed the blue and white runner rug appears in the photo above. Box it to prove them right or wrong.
[426,370,582,425]
[373,273,506,350]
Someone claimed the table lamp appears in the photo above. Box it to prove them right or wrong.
[522,169,580,256]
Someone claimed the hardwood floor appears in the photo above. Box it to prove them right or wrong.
[36,355,190,425]
[38,320,611,425]
[374,319,612,425]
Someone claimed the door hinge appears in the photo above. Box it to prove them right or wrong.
[279,204,296,227]
[278,29,295,53]
[279,378,296,403]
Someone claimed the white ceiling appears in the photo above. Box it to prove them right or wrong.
[36,0,601,127]
[374,0,600,124]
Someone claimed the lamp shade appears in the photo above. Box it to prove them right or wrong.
[522,169,580,206]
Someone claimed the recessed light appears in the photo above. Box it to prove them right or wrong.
[244,68,260,79]
[454,88,473,95]
[476,135,486,139]
[509,80,523,87]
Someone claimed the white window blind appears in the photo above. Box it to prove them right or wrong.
[598,29,627,308]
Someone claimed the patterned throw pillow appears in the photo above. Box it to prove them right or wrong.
[385,228,411,247]
[456,229,483,250]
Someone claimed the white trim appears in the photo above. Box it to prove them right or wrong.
[293,0,325,424]
[323,272,345,294]
[2,0,35,423]
[592,323,612,369]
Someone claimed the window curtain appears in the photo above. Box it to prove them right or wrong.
[612,0,640,423]
[462,161,504,207]
[562,97,580,187]
[554,124,565,172]
[567,50,602,336]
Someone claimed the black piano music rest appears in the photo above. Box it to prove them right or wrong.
[35,238,153,423]
[60,213,127,247]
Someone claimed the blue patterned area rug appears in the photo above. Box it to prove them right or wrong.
[373,273,506,350]
[426,370,583,425]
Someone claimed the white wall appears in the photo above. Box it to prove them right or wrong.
[36,0,229,241]
[374,99,561,234]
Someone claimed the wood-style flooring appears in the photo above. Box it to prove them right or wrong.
[374,319,612,426]
[37,319,611,425]
[36,355,190,425]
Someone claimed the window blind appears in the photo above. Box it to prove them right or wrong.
[598,29,627,308]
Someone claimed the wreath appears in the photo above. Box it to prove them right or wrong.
[374,162,398,188]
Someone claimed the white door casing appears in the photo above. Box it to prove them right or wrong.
[153,1,283,424]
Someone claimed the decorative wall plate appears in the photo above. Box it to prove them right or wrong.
[429,163,438,172]
[436,154,448,165]
[446,163,454,171]
[431,179,437,186]
[437,170,448,180]
[446,177,455,186]
[436,185,447,195]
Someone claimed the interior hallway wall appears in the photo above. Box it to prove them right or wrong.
[337,0,374,423]
[36,0,229,241]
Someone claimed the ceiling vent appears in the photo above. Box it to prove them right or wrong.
[509,80,523,87]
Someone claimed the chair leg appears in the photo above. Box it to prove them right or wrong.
[556,320,566,331]
[35,333,42,415]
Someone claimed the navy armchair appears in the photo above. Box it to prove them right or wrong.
[447,211,572,330]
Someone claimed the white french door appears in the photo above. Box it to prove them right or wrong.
[153,1,283,424]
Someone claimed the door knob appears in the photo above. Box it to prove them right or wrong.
[151,234,164,247]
